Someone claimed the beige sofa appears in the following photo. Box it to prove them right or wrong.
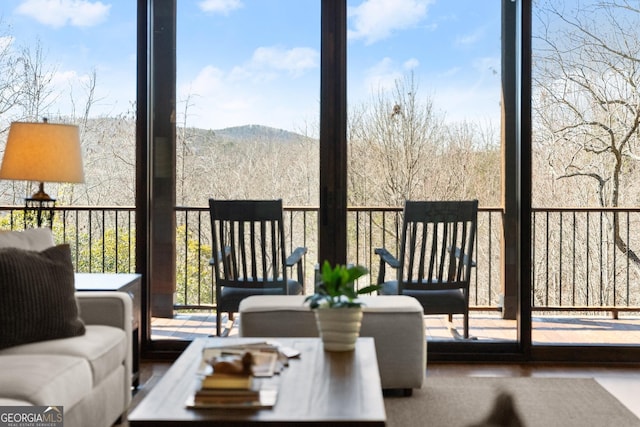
[0,228,132,427]
[0,292,132,427]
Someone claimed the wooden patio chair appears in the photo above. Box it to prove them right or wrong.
[375,200,478,339]
[208,199,307,336]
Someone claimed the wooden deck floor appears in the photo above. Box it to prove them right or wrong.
[151,311,640,345]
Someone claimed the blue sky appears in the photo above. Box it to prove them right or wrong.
[2,0,501,133]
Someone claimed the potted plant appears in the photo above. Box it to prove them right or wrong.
[305,261,379,351]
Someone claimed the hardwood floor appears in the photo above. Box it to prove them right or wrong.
[114,358,640,426]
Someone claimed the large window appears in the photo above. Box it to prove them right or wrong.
[531,0,640,346]
[346,0,508,343]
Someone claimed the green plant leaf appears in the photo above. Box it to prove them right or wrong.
[307,260,379,308]
[357,284,380,295]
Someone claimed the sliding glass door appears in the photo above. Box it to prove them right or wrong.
[531,0,640,355]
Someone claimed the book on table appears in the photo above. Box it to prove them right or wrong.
[188,388,278,409]
[200,373,255,389]
[193,379,260,405]
[187,342,284,409]
[189,375,278,409]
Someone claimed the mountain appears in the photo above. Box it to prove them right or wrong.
[212,124,309,143]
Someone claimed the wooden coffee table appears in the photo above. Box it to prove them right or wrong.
[128,337,386,426]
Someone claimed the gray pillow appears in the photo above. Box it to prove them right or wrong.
[0,244,85,350]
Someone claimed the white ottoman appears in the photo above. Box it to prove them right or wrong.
[238,295,426,393]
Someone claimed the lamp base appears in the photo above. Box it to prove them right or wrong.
[25,193,56,228]
[30,182,54,201]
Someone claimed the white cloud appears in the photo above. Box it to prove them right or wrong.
[433,83,500,125]
[403,58,419,70]
[177,46,320,131]
[51,69,78,86]
[42,68,119,118]
[198,0,243,15]
[455,26,486,47]
[16,0,110,28]
[180,45,318,104]
[250,46,318,77]
[227,65,252,83]
[187,65,225,97]
[50,69,100,97]
[438,66,462,78]
[177,70,314,131]
[348,0,433,45]
[178,64,259,127]
[363,57,403,93]
[222,45,318,84]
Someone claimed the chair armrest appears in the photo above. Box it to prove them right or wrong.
[286,246,307,267]
[374,247,400,287]
[286,246,308,289]
[374,247,400,269]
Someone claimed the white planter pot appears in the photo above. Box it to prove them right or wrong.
[314,307,363,351]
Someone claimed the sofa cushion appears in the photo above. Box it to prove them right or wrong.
[0,227,55,251]
[0,398,33,405]
[0,354,92,408]
[0,244,85,350]
[0,325,127,386]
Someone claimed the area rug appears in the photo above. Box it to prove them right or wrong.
[384,377,640,427]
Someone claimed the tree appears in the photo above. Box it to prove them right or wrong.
[347,73,500,207]
[348,73,444,207]
[16,38,57,121]
[0,22,23,132]
[0,37,59,204]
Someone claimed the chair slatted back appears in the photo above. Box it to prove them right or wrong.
[399,200,478,292]
[209,199,287,289]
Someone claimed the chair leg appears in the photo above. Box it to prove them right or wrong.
[464,312,469,339]
[216,310,221,336]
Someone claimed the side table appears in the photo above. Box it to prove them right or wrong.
[74,273,142,388]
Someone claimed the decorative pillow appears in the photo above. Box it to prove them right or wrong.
[0,228,55,251]
[0,244,85,350]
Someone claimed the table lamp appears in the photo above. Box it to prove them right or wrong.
[0,120,84,227]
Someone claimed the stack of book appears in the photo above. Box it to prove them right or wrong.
[193,373,262,407]
[188,346,281,409]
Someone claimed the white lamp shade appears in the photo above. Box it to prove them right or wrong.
[0,122,84,183]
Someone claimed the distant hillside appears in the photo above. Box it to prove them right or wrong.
[212,124,310,143]
[178,124,316,153]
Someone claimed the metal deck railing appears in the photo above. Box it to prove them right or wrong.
[2,205,639,315]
